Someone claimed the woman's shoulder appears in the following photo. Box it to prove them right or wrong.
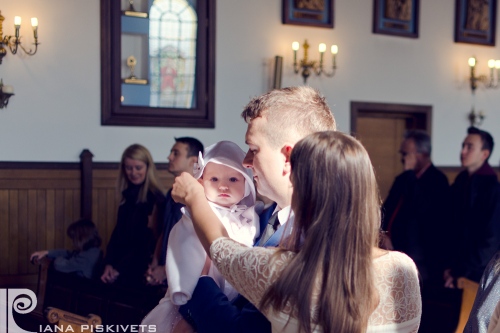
[374,249,415,263]
[369,250,422,329]
[373,250,418,276]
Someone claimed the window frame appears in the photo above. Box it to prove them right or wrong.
[100,0,215,128]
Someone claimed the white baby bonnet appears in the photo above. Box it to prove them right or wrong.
[193,141,256,207]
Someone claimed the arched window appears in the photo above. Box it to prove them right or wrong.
[149,0,197,108]
[101,0,215,128]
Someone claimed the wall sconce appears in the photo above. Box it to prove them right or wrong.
[468,107,485,127]
[0,11,40,64]
[468,56,500,93]
[0,79,14,108]
[292,39,337,84]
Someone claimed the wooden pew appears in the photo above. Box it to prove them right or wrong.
[34,257,165,325]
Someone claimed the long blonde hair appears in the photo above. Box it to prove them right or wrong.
[260,131,380,333]
[117,144,165,203]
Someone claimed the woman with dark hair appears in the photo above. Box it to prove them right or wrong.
[30,219,102,279]
[172,131,421,333]
[101,144,166,286]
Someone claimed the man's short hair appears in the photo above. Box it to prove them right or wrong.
[468,127,494,159]
[404,130,432,156]
[241,86,336,147]
[174,137,204,157]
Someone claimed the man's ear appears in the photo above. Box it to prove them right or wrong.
[481,149,491,162]
[188,155,198,166]
[281,144,294,175]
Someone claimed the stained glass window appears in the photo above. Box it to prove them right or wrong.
[149,0,197,108]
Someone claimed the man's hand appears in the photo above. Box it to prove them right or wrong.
[443,269,456,288]
[101,265,120,284]
[146,264,167,285]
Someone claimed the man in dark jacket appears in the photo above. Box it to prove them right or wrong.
[381,130,449,284]
[445,127,500,286]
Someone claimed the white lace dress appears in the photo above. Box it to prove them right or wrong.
[211,237,422,333]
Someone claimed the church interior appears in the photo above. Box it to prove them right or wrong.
[1,0,500,332]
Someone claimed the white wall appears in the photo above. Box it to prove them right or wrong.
[1,0,499,166]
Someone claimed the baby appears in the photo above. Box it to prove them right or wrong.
[141,141,260,332]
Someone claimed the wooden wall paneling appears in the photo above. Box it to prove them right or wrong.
[92,189,101,244]
[28,190,38,274]
[106,189,117,250]
[73,189,80,220]
[9,190,19,274]
[46,190,56,253]
[92,168,120,252]
[54,190,65,249]
[96,189,109,250]
[64,190,74,249]
[0,190,9,275]
[0,158,172,287]
[80,149,94,220]
[18,189,28,274]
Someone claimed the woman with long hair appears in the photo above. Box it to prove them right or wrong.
[172,131,421,332]
[101,144,166,286]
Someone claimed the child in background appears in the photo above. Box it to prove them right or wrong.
[141,141,260,333]
[30,219,102,279]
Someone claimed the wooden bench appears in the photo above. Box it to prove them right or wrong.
[33,258,165,325]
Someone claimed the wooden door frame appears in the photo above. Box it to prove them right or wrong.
[350,101,433,135]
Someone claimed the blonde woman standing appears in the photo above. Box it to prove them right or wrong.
[101,144,165,287]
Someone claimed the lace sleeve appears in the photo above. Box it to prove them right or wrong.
[368,251,422,332]
[210,237,295,307]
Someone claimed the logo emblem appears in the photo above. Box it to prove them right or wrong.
[0,289,37,333]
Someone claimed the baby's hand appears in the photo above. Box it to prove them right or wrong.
[30,250,49,264]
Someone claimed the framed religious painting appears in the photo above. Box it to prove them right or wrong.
[455,0,497,46]
[282,0,334,28]
[373,0,419,38]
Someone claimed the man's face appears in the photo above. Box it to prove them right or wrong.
[399,138,423,172]
[242,117,286,203]
[461,134,488,172]
[201,163,246,208]
[168,142,195,176]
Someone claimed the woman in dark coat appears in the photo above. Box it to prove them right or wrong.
[101,144,165,287]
